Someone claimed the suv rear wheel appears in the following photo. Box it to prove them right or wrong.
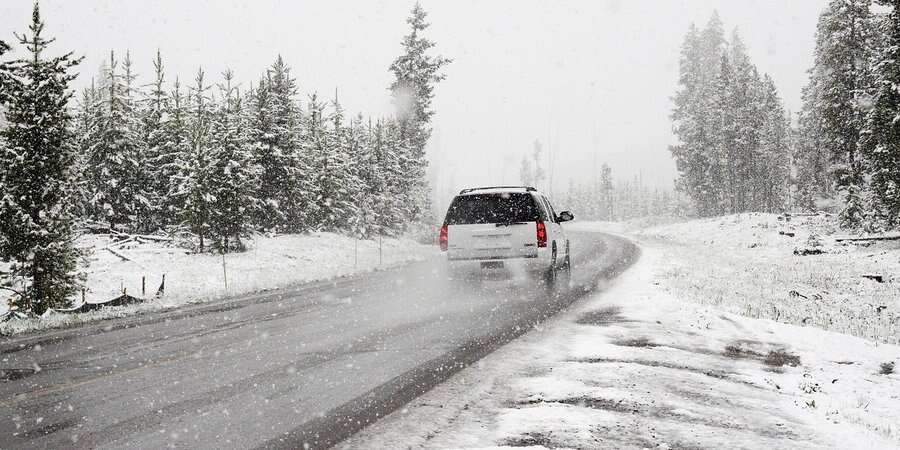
[545,244,572,294]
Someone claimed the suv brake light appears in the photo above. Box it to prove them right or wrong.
[439,224,449,251]
[536,221,547,248]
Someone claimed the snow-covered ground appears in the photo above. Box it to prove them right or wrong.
[0,232,433,335]
[632,213,900,345]
[341,243,900,449]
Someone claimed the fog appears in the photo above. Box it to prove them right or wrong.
[0,0,825,206]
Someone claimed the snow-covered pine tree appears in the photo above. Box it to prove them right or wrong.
[600,163,614,220]
[758,75,791,212]
[368,118,399,234]
[72,79,101,221]
[175,68,215,251]
[85,51,147,231]
[0,3,82,314]
[863,0,900,227]
[388,2,450,225]
[670,14,727,217]
[805,0,875,226]
[158,78,190,225]
[305,93,335,230]
[711,52,735,214]
[348,115,377,238]
[319,93,358,231]
[794,72,830,210]
[728,31,766,212]
[208,70,258,251]
[142,50,171,230]
[121,51,154,231]
[380,118,408,231]
[248,57,307,232]
[672,13,792,216]
[338,112,366,234]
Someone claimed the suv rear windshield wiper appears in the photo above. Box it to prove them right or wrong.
[496,221,528,227]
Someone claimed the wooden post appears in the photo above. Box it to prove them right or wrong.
[81,288,85,304]
[222,253,228,292]
[142,276,146,297]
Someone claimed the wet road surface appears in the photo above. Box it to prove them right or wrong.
[0,231,638,449]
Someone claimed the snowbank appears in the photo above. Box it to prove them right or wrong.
[1,232,434,335]
[341,246,900,449]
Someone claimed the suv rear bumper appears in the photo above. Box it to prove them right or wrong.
[446,254,538,261]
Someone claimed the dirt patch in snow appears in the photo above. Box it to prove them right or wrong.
[498,431,563,448]
[723,342,801,369]
[575,306,631,326]
[764,349,801,368]
[612,336,658,348]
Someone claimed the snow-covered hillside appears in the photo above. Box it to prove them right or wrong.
[0,233,433,335]
[635,213,900,345]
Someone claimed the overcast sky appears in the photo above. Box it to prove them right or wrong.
[0,0,827,207]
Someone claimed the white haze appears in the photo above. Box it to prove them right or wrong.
[0,0,825,211]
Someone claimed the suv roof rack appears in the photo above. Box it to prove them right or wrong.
[458,186,537,195]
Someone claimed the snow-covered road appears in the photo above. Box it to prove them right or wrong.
[0,231,637,449]
[342,241,900,449]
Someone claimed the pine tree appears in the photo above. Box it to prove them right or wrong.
[806,0,874,226]
[758,75,791,212]
[142,50,171,230]
[304,93,329,230]
[599,163,614,220]
[863,0,900,227]
[175,68,215,251]
[158,78,190,224]
[319,93,357,231]
[347,115,376,238]
[121,51,154,231]
[248,57,308,232]
[208,70,258,251]
[795,72,831,210]
[380,118,409,231]
[0,3,82,314]
[85,51,147,231]
[389,2,450,224]
[671,13,792,217]
[368,118,401,234]
[72,80,100,220]
[670,14,727,216]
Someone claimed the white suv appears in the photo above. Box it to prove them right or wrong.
[439,186,574,286]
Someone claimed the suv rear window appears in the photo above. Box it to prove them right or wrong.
[444,193,541,225]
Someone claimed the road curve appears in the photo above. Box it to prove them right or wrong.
[0,231,638,449]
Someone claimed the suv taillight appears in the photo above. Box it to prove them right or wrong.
[439,224,449,251]
[536,221,547,248]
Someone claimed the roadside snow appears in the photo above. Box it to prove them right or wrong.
[340,244,900,449]
[0,232,433,336]
[632,213,900,344]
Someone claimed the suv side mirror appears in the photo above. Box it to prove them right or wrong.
[557,211,574,222]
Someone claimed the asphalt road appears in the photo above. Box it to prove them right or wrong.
[0,231,638,450]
